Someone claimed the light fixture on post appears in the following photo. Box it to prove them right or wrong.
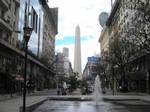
[23,27,32,43]
[22,26,32,112]
[22,0,32,111]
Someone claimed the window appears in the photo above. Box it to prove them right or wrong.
[31,7,38,33]
[0,29,2,37]
[1,10,5,19]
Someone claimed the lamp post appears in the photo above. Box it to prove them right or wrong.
[22,26,32,112]
[22,0,32,112]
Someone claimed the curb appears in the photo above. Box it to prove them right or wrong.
[48,97,91,101]
[103,97,139,101]
[140,98,150,103]
[19,97,47,112]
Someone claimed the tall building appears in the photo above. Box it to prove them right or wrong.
[41,3,58,68]
[0,0,20,47]
[82,56,101,92]
[55,52,73,84]
[74,25,82,79]
[99,0,150,93]
[63,47,69,57]
[83,56,100,82]
[0,0,58,93]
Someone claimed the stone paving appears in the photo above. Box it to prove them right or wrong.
[0,89,56,112]
[0,95,47,112]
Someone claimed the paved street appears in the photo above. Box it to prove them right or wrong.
[1,89,150,112]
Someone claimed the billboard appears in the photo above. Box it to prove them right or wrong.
[87,56,97,62]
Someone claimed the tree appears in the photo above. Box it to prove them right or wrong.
[66,72,80,92]
[108,36,138,88]
[126,0,150,53]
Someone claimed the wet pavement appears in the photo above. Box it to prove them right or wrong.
[33,100,150,112]
[1,89,150,112]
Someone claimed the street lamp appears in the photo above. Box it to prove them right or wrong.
[23,27,32,43]
[21,0,33,112]
[22,26,32,112]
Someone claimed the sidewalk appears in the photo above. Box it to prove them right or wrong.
[0,89,57,101]
[102,88,150,103]
[0,89,57,112]
[0,95,47,112]
[70,88,81,95]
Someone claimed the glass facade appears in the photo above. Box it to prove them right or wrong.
[18,0,43,56]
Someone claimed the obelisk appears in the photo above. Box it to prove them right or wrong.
[74,25,82,79]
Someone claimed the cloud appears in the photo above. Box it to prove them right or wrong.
[81,37,100,69]
[49,0,112,71]
[49,0,111,38]
[55,37,100,72]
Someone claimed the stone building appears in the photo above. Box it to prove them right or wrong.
[98,25,109,58]
[99,0,150,93]
[0,0,19,47]
[0,0,21,94]
[41,3,58,67]
[0,0,58,94]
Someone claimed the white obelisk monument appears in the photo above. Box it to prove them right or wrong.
[74,25,82,79]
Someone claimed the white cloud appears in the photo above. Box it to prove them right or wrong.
[81,38,100,70]
[49,0,112,71]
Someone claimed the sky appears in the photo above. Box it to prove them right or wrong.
[48,0,113,72]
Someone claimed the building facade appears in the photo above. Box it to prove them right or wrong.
[83,56,100,88]
[55,51,73,84]
[41,4,58,67]
[98,25,110,58]
[99,0,150,93]
[0,0,58,94]
[63,47,69,57]
[0,0,20,47]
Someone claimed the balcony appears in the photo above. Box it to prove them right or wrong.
[0,0,9,11]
